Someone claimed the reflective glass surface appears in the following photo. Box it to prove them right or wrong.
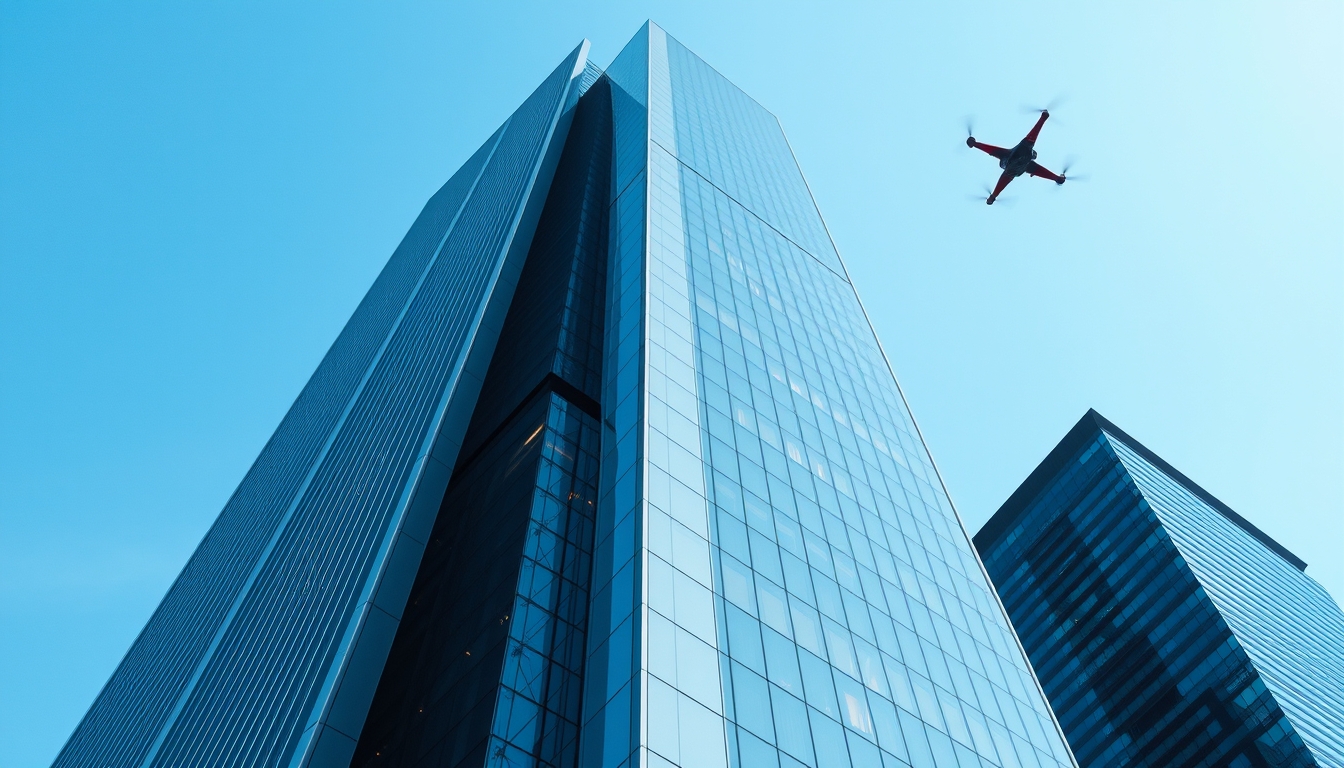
[1110,437,1344,766]
[56,45,593,768]
[60,24,1084,768]
[353,61,609,768]
[582,22,1075,768]
[976,412,1342,767]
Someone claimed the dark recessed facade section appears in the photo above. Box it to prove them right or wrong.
[975,410,1344,767]
[352,62,611,768]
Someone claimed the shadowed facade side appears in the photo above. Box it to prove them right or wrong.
[975,410,1344,767]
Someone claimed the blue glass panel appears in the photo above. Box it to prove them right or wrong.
[596,22,1078,768]
[976,411,1340,767]
[56,44,591,768]
[1110,435,1344,765]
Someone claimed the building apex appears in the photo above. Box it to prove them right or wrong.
[977,408,1307,572]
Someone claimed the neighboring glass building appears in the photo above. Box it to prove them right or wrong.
[975,410,1344,768]
[57,23,1079,768]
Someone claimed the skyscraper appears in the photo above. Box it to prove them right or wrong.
[58,24,1078,768]
[974,410,1344,767]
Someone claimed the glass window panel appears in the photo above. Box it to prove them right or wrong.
[750,529,785,585]
[799,651,840,720]
[722,553,758,614]
[841,590,876,642]
[781,552,817,605]
[737,727,782,768]
[810,713,853,768]
[899,707,937,768]
[762,626,804,697]
[674,565,718,643]
[834,674,874,737]
[853,638,888,697]
[757,578,792,638]
[673,517,713,587]
[676,625,722,713]
[649,676,681,762]
[911,673,945,731]
[679,691,728,768]
[648,610,677,686]
[868,694,908,760]
[814,575,845,623]
[771,685,815,765]
[726,603,766,673]
[925,726,960,768]
[732,661,777,743]
[936,686,973,747]
[822,620,860,679]
[846,730,883,768]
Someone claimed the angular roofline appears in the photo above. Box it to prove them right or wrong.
[974,409,1307,572]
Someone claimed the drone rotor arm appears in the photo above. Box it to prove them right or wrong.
[987,170,1015,204]
[968,140,1010,160]
[1026,161,1066,184]
[1022,110,1050,144]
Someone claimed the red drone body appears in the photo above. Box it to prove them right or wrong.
[967,110,1068,205]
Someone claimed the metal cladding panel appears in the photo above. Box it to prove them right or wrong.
[55,44,588,768]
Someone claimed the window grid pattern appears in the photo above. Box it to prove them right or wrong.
[977,421,1326,768]
[352,60,609,768]
[354,394,555,768]
[1109,436,1344,766]
[51,119,502,768]
[55,46,586,768]
[662,38,842,275]
[143,56,578,767]
[459,60,610,453]
[579,23,653,768]
[662,29,1072,768]
[670,167,1068,768]
[580,22,1075,768]
[642,21,730,768]
[488,396,602,768]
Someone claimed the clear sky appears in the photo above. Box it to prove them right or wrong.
[1,2,1339,765]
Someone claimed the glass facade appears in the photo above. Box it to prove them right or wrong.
[59,23,1081,768]
[581,22,1075,768]
[975,410,1344,768]
[54,44,595,768]
[352,61,610,768]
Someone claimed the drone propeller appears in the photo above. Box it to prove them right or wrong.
[1059,156,1090,183]
[969,184,1014,206]
[1023,95,1068,115]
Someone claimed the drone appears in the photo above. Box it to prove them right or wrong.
[966,110,1072,205]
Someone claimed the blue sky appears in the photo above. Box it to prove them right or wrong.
[1,2,1339,765]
